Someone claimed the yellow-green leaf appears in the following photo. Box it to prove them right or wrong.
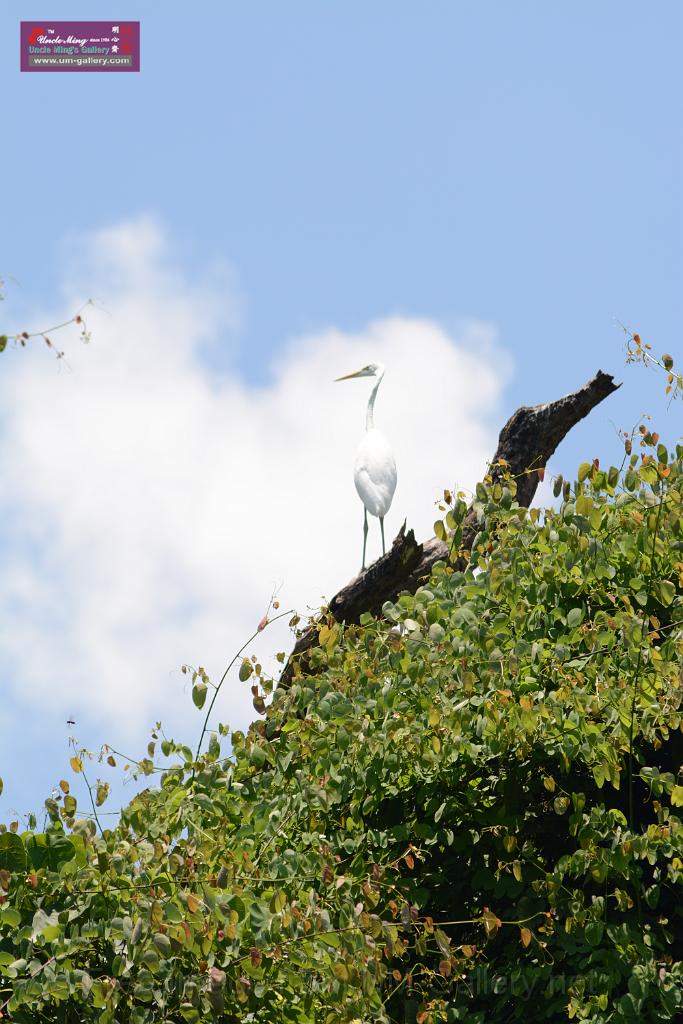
[575,494,593,517]
[238,660,253,682]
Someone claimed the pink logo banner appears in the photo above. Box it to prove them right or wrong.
[21,21,140,72]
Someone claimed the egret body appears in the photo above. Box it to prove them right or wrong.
[336,362,397,570]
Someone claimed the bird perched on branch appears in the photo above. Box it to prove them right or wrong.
[335,362,397,570]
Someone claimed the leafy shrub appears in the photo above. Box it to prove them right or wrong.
[1,436,682,1022]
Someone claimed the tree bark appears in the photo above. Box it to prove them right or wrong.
[280,369,620,686]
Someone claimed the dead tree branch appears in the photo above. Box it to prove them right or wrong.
[280,369,620,686]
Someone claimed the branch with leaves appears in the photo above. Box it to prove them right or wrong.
[622,325,682,402]
[0,283,93,359]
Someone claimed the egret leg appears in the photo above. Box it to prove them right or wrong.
[362,508,369,571]
[380,516,386,556]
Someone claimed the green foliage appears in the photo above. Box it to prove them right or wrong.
[1,440,682,1022]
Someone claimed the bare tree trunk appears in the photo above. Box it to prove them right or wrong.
[279,369,620,687]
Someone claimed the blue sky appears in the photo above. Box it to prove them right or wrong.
[1,2,681,818]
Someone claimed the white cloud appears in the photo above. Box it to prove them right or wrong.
[0,217,511,749]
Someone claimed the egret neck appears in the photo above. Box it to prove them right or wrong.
[365,367,385,431]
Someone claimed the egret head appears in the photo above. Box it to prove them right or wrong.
[335,361,384,382]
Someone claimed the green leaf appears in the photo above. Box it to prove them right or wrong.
[333,962,349,982]
[48,978,70,999]
[0,907,21,929]
[435,928,451,954]
[336,726,350,750]
[270,889,287,913]
[192,682,207,709]
[25,832,76,872]
[584,921,604,946]
[566,607,584,628]
[656,580,676,607]
[249,900,272,940]
[577,463,591,482]
[180,1006,201,1024]
[153,932,172,955]
[0,833,27,872]
[671,785,683,807]
[429,623,445,642]
[248,743,267,768]
[133,982,154,1003]
[575,494,593,517]
[238,659,253,682]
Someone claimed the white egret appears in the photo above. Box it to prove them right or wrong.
[335,362,397,570]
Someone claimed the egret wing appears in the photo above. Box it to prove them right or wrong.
[354,429,397,517]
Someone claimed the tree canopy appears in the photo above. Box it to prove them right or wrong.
[1,420,682,1022]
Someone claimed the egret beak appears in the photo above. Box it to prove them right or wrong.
[335,369,365,382]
